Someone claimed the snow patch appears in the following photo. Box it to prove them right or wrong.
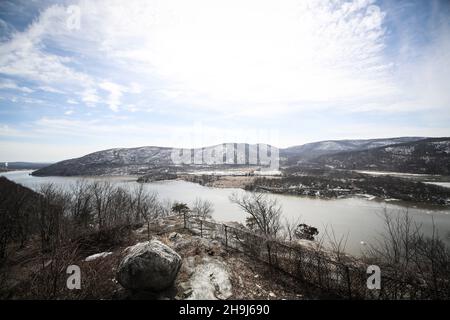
[84,251,113,262]
[184,256,233,300]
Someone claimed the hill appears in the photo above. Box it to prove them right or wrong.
[314,138,450,175]
[280,137,425,165]
[31,144,276,176]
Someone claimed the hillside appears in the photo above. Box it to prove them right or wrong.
[31,143,276,176]
[280,137,425,165]
[314,138,450,175]
[31,137,445,177]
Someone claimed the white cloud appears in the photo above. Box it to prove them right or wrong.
[2,0,448,117]
[0,0,449,159]
[0,79,34,93]
[0,5,93,85]
[66,98,78,104]
[0,0,397,115]
[39,85,64,94]
[98,81,124,112]
[81,88,100,105]
[87,0,394,111]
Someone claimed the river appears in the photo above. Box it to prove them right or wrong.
[2,170,450,256]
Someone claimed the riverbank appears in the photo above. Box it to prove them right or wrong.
[161,170,450,207]
[247,172,450,206]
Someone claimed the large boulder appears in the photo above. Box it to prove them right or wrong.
[117,240,182,292]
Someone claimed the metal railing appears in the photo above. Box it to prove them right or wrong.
[180,213,443,299]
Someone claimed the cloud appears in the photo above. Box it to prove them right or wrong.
[39,85,64,94]
[81,88,100,105]
[99,81,124,112]
[94,0,394,110]
[0,78,34,93]
[0,0,397,116]
[0,0,449,161]
[2,0,448,117]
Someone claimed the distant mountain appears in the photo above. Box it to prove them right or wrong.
[32,137,447,177]
[314,138,450,175]
[280,137,425,165]
[32,143,277,176]
[0,162,53,170]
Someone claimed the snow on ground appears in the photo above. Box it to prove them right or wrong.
[355,170,441,177]
[84,251,113,262]
[186,170,249,176]
[384,146,415,155]
[253,170,282,176]
[183,256,233,300]
[424,182,450,189]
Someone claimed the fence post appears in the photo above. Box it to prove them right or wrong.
[317,256,322,287]
[200,220,203,238]
[224,225,228,249]
[267,240,273,270]
[345,266,352,300]
[296,248,303,280]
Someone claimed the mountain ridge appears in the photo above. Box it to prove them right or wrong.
[314,137,450,175]
[31,137,450,176]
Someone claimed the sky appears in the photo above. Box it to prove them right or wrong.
[0,0,449,162]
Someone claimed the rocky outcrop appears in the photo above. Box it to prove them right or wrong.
[178,256,233,300]
[117,240,182,292]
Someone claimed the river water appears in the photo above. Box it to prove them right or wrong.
[2,170,450,256]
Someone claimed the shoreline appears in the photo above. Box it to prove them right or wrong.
[5,170,450,209]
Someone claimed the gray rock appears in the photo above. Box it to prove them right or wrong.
[169,232,181,241]
[117,240,182,292]
[182,256,233,300]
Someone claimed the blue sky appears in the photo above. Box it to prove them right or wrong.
[0,0,449,162]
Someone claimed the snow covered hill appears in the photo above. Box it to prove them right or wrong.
[32,137,449,177]
[314,138,450,175]
[32,143,277,176]
[280,137,425,164]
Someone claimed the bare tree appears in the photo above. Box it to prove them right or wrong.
[324,225,349,262]
[363,208,450,298]
[363,208,421,269]
[36,184,70,253]
[90,181,115,231]
[229,192,282,238]
[0,177,37,263]
[283,217,301,242]
[140,192,160,241]
[192,197,214,220]
[130,183,146,224]
[69,180,93,231]
[159,198,173,217]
